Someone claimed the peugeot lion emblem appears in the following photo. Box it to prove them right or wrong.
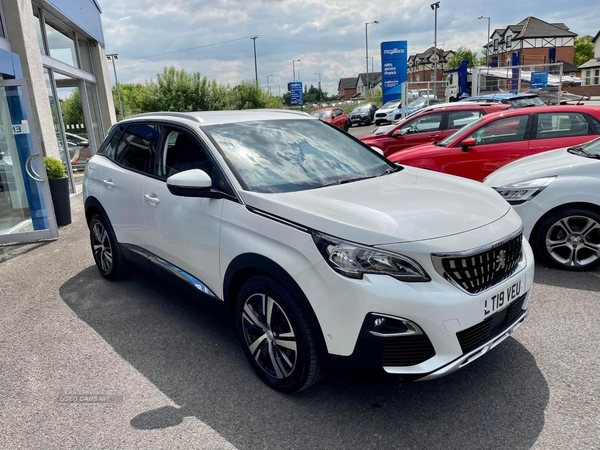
[496,250,507,271]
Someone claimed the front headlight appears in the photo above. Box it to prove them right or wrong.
[494,176,555,205]
[312,232,430,282]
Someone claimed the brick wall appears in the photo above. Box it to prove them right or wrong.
[566,85,600,97]
[491,47,574,67]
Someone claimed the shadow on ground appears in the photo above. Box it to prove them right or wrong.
[60,266,549,450]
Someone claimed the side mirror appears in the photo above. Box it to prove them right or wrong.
[461,137,476,152]
[167,169,222,198]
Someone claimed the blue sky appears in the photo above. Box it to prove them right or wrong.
[99,0,600,95]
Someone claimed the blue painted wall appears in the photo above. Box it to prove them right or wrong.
[0,48,23,78]
[42,0,104,44]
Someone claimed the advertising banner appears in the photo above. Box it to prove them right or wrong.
[288,82,304,105]
[380,41,407,105]
[530,71,549,89]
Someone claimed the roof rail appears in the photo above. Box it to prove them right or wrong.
[125,111,204,123]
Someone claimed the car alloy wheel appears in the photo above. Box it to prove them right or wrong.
[241,293,297,379]
[544,215,600,269]
[89,214,129,280]
[535,208,600,272]
[92,220,113,273]
[235,276,323,392]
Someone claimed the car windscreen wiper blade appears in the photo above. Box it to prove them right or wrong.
[567,146,600,159]
[380,165,403,175]
[321,175,378,187]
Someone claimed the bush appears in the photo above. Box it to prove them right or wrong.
[44,156,66,179]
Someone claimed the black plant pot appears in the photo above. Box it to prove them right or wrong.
[48,177,72,227]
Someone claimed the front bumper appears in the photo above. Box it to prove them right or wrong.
[350,115,370,124]
[293,228,535,380]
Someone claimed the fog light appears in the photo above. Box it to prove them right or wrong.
[374,317,386,328]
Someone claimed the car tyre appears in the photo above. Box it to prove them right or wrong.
[89,214,129,280]
[533,207,600,271]
[235,275,324,392]
[343,121,349,131]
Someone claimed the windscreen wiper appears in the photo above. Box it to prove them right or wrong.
[567,145,600,159]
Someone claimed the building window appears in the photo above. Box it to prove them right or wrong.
[33,6,47,54]
[44,18,77,67]
[586,70,592,85]
[595,69,599,85]
[493,39,499,52]
[506,35,512,48]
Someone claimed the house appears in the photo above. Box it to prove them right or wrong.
[355,72,382,97]
[337,77,357,101]
[577,31,600,95]
[484,17,576,67]
[407,47,455,83]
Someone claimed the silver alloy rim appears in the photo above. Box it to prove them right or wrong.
[241,293,297,379]
[545,215,600,267]
[92,222,113,273]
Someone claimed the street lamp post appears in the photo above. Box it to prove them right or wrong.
[251,36,258,84]
[365,20,379,96]
[431,2,440,82]
[292,59,300,82]
[106,53,124,120]
[478,16,491,66]
[267,74,273,94]
[314,72,321,101]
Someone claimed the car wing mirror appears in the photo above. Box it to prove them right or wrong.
[461,137,476,152]
[167,169,222,198]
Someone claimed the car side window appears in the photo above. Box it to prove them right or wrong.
[96,126,123,159]
[115,124,159,175]
[447,110,483,129]
[400,113,443,134]
[468,115,529,145]
[586,114,600,134]
[535,113,591,139]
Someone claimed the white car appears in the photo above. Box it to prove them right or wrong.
[83,110,534,392]
[485,138,600,271]
[374,100,401,125]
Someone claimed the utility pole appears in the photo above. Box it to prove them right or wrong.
[251,36,258,84]
[275,84,280,97]
[431,2,440,82]
[478,16,491,66]
[365,21,379,96]
[292,59,300,82]
[314,72,321,101]
[267,74,273,94]
[106,53,124,120]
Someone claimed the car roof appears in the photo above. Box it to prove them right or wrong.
[463,92,539,101]
[473,104,600,121]
[122,109,313,126]
[312,108,334,112]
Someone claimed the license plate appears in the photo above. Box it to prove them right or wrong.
[483,277,524,317]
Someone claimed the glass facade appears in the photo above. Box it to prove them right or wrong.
[45,19,78,67]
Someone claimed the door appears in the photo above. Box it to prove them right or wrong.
[0,79,58,244]
[385,112,444,156]
[529,111,600,156]
[441,114,531,181]
[98,123,158,247]
[142,126,225,295]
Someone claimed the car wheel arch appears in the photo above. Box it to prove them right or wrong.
[85,196,109,229]
[223,253,328,358]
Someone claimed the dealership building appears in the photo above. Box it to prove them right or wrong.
[0,0,115,244]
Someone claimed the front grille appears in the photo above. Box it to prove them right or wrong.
[433,233,523,294]
[382,334,436,366]
[375,113,387,117]
[456,293,527,354]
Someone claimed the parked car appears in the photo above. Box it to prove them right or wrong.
[388,105,600,181]
[460,93,546,108]
[348,104,378,126]
[64,132,91,171]
[83,109,534,392]
[524,87,590,105]
[361,103,508,157]
[401,97,441,116]
[418,89,436,98]
[310,107,349,131]
[407,89,420,100]
[484,137,600,271]
[374,100,401,125]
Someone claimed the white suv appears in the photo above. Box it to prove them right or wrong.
[83,110,534,392]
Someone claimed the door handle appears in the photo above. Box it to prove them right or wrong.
[144,194,160,205]
[102,179,114,188]
[428,134,439,138]
[508,153,521,158]
[25,154,44,182]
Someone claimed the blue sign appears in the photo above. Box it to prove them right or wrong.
[288,82,304,105]
[380,41,408,105]
[531,71,549,89]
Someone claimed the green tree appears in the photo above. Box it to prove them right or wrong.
[60,89,84,127]
[113,82,158,120]
[227,81,282,109]
[447,47,479,69]
[574,36,594,66]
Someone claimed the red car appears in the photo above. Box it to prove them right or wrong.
[388,105,600,181]
[359,103,508,156]
[310,107,349,131]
